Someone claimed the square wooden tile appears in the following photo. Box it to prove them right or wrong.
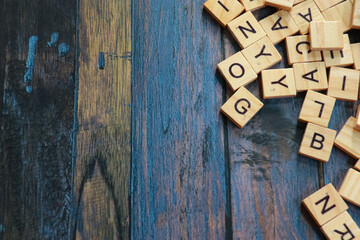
[355,159,360,171]
[265,0,295,10]
[221,86,264,128]
[313,0,343,12]
[335,117,360,159]
[204,0,245,27]
[261,68,296,99]
[356,105,360,130]
[339,168,360,207]
[293,62,328,92]
[302,183,348,226]
[322,0,353,33]
[228,11,266,49]
[299,123,337,162]
[240,0,266,11]
[286,35,322,65]
[309,21,344,50]
[259,10,299,44]
[323,34,354,68]
[299,90,336,127]
[217,51,258,92]
[294,0,305,5]
[289,0,325,34]
[353,0,360,29]
[242,36,282,74]
[321,211,360,240]
[327,67,360,102]
[351,43,360,70]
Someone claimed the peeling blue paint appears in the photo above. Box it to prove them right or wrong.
[58,43,70,56]
[24,36,38,84]
[98,52,105,70]
[47,32,59,47]
[26,86,33,93]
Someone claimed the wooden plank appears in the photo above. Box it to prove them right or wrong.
[71,0,131,239]
[0,0,76,239]
[131,0,228,238]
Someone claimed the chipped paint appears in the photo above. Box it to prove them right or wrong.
[47,32,59,47]
[24,36,38,84]
[58,43,70,56]
[98,52,105,70]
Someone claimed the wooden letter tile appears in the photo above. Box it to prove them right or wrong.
[323,34,354,68]
[289,0,325,34]
[217,51,258,92]
[335,117,360,159]
[240,0,266,11]
[310,21,344,50]
[355,159,360,171]
[227,11,266,49]
[339,168,360,207]
[322,0,354,33]
[302,183,348,226]
[321,211,360,240]
[299,123,337,162]
[259,10,299,44]
[313,0,343,12]
[299,90,336,127]
[286,35,322,65]
[356,105,360,130]
[204,0,245,27]
[242,36,282,74]
[294,0,306,5]
[265,0,295,10]
[327,67,360,102]
[351,43,360,70]
[352,0,360,29]
[261,68,296,99]
[293,62,328,92]
[221,86,264,128]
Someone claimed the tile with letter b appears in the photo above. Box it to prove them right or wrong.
[352,0,360,29]
[321,211,360,240]
[327,67,360,102]
[227,11,266,49]
[221,86,264,128]
[355,159,360,171]
[309,21,343,50]
[323,34,354,68]
[322,0,353,33]
[299,90,336,127]
[259,10,299,44]
[351,43,360,70]
[293,62,328,92]
[261,68,296,99]
[242,36,282,74]
[204,0,245,27]
[265,0,295,10]
[339,168,360,207]
[302,183,348,226]
[240,0,266,11]
[286,35,322,65]
[335,117,360,159]
[313,0,343,12]
[217,51,258,92]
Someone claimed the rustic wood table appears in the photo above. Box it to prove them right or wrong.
[1,0,359,239]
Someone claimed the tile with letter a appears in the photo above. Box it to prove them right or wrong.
[321,211,360,240]
[298,90,336,127]
[335,117,360,159]
[323,34,354,68]
[322,0,353,33]
[265,0,295,10]
[286,35,322,65]
[309,21,343,50]
[217,51,258,92]
[298,123,337,162]
[259,10,299,44]
[313,0,343,12]
[339,169,360,207]
[261,68,296,99]
[289,0,325,34]
[240,0,265,11]
[327,67,360,102]
[221,86,264,128]
[227,11,266,49]
[293,62,328,92]
[355,159,360,172]
[242,36,282,74]
[302,183,349,226]
[204,0,245,27]
[351,43,360,70]
[353,0,360,29]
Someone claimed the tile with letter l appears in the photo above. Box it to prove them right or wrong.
[261,68,296,99]
[309,21,343,50]
[204,0,245,27]
[286,35,322,65]
[265,0,295,10]
[321,211,360,240]
[293,62,328,92]
[323,34,354,68]
[302,183,349,226]
[335,117,360,159]
[327,67,360,102]
[240,0,265,11]
[339,168,360,207]
[322,0,353,33]
[221,86,264,128]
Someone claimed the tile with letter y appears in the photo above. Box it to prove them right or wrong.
[327,67,360,102]
[204,0,245,27]
[321,211,360,240]
[339,169,360,208]
[335,117,360,159]
[286,35,322,65]
[323,34,354,68]
[293,62,328,92]
[261,68,296,99]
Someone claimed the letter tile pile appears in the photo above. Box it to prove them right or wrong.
[204,0,360,238]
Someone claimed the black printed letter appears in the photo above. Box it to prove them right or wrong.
[238,21,256,39]
[235,98,251,115]
[217,1,229,12]
[298,7,313,22]
[302,69,319,83]
[334,224,355,240]
[229,63,245,78]
[296,41,311,55]
[315,195,336,214]
[271,17,288,31]
[255,45,272,58]
[314,100,325,118]
[310,133,325,150]
[271,75,288,88]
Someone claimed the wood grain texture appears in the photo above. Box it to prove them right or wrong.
[71,0,131,239]
[0,0,76,239]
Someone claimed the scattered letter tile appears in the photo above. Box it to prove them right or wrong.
[321,211,360,240]
[335,117,360,159]
[261,68,296,99]
[339,168,360,207]
[204,0,245,27]
[286,35,322,65]
[309,21,343,50]
[293,62,328,92]
[323,34,354,68]
[265,0,295,10]
[322,0,353,33]
[327,67,360,102]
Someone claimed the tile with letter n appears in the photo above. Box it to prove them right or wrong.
[259,10,299,44]
[265,0,295,10]
[221,86,264,128]
[335,117,360,159]
[204,0,245,27]
[351,43,360,70]
[217,51,257,91]
[309,21,343,50]
[321,211,360,240]
[353,0,360,29]
[298,90,336,127]
[293,62,328,92]
[286,35,322,65]
[298,123,337,162]
[339,169,360,207]
[289,0,325,34]
[323,34,354,68]
[302,183,348,226]
[313,0,343,12]
[227,11,266,49]
[240,0,266,11]
[355,159,360,172]
[322,0,353,33]
[261,68,296,99]
[242,36,282,74]
[327,67,360,102]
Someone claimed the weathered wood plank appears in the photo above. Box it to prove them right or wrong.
[0,0,76,239]
[131,0,229,238]
[71,0,131,239]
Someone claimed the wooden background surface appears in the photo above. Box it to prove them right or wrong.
[0,0,359,239]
